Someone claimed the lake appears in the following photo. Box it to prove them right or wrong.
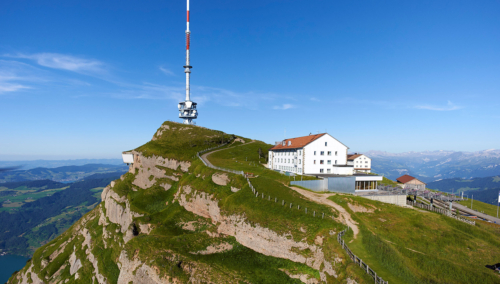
[0,255,30,283]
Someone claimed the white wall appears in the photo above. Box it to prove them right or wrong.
[332,166,354,175]
[303,134,348,175]
[353,155,371,173]
[361,195,408,207]
[268,148,304,174]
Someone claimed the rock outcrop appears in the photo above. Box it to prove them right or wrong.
[175,185,337,280]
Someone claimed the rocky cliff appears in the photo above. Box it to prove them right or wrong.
[8,122,363,284]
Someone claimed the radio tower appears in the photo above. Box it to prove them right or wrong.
[178,0,198,124]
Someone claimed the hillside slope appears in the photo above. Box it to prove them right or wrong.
[0,164,127,183]
[9,122,362,284]
[8,122,500,283]
[0,174,123,257]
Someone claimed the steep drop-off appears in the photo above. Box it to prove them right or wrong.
[8,122,361,284]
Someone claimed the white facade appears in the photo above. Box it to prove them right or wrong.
[269,148,304,174]
[347,154,371,173]
[122,153,134,164]
[268,134,354,175]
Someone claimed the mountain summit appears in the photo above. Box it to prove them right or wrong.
[8,122,500,284]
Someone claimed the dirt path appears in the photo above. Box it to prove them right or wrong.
[289,186,359,238]
[201,140,255,168]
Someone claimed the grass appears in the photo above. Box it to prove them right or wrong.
[15,122,500,283]
[207,140,317,185]
[134,121,234,162]
[329,194,500,284]
[0,186,68,212]
[458,199,500,219]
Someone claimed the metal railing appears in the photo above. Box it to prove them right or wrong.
[199,141,388,283]
[406,200,475,226]
[338,229,389,284]
[377,185,464,202]
[196,141,245,176]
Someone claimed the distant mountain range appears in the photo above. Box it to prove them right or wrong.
[426,176,500,205]
[0,163,127,183]
[367,149,500,183]
[0,158,123,170]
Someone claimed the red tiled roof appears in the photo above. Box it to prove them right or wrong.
[396,174,416,184]
[269,133,325,150]
[347,154,363,161]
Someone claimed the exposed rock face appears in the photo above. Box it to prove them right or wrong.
[231,186,240,192]
[139,223,152,235]
[117,251,172,284]
[175,185,336,280]
[101,184,143,234]
[212,173,229,186]
[191,242,233,255]
[281,269,320,284]
[81,228,107,284]
[11,264,44,284]
[152,124,170,141]
[69,250,82,276]
[129,151,190,189]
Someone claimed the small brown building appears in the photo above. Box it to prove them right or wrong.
[396,174,426,190]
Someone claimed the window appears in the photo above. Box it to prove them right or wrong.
[314,160,316,164]
[320,160,324,164]
[335,151,338,156]
[327,160,331,165]
[325,142,327,146]
[314,151,316,155]
[320,169,324,173]
[320,151,324,155]
[299,159,301,164]
[327,169,331,173]
[327,151,331,155]
[335,160,337,165]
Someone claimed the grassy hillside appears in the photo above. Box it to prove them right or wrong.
[134,121,234,161]
[9,123,500,283]
[457,199,500,219]
[0,174,122,257]
[212,141,500,283]
[328,194,500,283]
[207,140,317,184]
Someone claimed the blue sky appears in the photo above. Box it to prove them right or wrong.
[1,0,499,160]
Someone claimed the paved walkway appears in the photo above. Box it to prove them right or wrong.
[200,140,255,169]
[452,202,500,224]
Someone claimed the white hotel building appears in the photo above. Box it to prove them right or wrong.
[268,133,354,175]
[268,133,382,192]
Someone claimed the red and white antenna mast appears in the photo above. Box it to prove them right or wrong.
[178,0,198,124]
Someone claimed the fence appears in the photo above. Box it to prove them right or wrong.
[338,228,389,284]
[407,201,475,226]
[379,185,464,202]
[200,143,387,283]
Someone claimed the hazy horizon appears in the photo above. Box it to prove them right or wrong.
[1,0,498,157]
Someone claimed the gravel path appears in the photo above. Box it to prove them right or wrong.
[289,186,360,238]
